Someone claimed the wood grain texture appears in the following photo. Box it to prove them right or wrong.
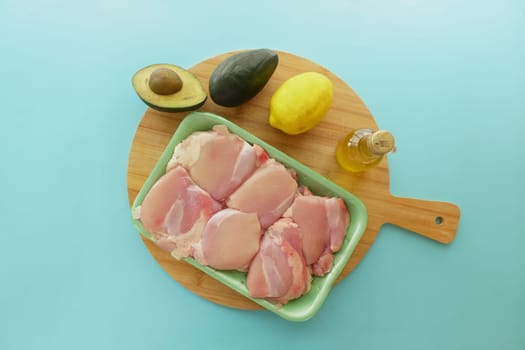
[127,50,461,310]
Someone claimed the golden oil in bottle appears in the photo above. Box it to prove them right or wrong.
[336,128,396,172]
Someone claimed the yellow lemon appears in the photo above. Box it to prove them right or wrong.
[269,72,333,135]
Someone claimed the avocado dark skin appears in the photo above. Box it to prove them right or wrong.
[209,49,279,107]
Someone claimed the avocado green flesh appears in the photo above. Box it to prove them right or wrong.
[132,64,207,112]
[209,49,279,107]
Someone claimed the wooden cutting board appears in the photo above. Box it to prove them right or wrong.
[127,50,461,310]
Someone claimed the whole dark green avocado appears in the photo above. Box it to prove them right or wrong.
[209,49,279,107]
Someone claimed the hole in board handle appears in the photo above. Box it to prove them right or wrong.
[435,216,443,225]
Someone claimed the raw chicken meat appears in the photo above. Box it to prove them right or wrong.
[284,188,350,276]
[246,218,311,305]
[226,159,298,228]
[136,166,222,259]
[192,209,262,271]
[167,125,260,201]
[325,197,350,253]
[135,125,352,306]
[283,194,329,265]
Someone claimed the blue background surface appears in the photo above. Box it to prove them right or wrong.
[1,0,524,349]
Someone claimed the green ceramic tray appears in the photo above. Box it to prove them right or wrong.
[131,111,368,322]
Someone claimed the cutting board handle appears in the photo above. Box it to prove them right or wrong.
[381,195,461,244]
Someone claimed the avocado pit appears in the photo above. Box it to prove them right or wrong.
[149,68,183,95]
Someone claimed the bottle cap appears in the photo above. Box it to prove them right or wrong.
[368,130,396,155]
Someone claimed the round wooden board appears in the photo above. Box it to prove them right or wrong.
[127,50,460,310]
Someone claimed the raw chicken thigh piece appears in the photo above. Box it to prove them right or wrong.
[311,251,335,276]
[284,189,350,276]
[192,209,262,271]
[325,197,350,252]
[136,166,222,259]
[246,218,311,305]
[226,159,298,228]
[167,130,216,170]
[167,125,258,201]
[283,195,329,265]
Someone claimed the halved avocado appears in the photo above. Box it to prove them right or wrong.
[132,64,207,112]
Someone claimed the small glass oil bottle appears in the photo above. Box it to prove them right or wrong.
[336,128,396,172]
